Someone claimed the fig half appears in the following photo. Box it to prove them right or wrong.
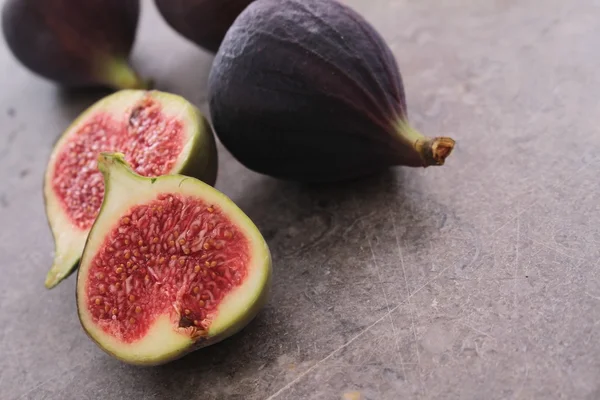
[44,90,218,289]
[154,0,255,53]
[1,0,147,89]
[208,0,456,182]
[76,153,272,365]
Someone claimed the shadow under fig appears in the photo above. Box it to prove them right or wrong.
[236,168,404,225]
[232,166,444,262]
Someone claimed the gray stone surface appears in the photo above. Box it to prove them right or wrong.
[1,0,599,399]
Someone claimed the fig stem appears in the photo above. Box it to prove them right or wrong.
[100,58,151,90]
[396,119,456,166]
[415,137,456,166]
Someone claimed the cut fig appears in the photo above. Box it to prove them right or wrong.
[154,0,255,53]
[1,0,147,89]
[76,153,272,365]
[44,90,218,289]
[208,0,456,183]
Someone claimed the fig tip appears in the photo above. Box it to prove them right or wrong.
[415,136,456,167]
[431,137,456,165]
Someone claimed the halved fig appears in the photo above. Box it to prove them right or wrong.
[44,90,218,289]
[76,153,271,365]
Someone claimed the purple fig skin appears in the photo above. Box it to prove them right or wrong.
[154,0,255,53]
[208,0,455,183]
[1,0,145,89]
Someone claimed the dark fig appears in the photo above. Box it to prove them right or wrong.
[154,0,255,53]
[77,153,271,365]
[1,0,148,89]
[208,0,456,183]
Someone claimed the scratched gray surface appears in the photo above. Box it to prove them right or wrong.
[1,0,600,399]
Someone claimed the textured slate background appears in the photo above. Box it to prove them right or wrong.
[1,0,600,399]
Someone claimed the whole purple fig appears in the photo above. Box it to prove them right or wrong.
[2,0,147,89]
[208,0,455,182]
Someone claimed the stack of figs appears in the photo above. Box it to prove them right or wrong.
[2,0,455,365]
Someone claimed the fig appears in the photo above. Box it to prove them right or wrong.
[154,0,255,53]
[76,153,271,365]
[44,90,218,289]
[1,0,147,89]
[208,0,456,183]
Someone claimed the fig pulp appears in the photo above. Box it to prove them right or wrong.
[1,0,147,89]
[154,0,255,53]
[76,153,272,365]
[44,90,218,289]
[208,0,456,183]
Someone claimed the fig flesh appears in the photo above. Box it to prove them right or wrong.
[1,0,147,89]
[208,0,456,182]
[154,0,255,53]
[76,153,272,366]
[44,90,218,289]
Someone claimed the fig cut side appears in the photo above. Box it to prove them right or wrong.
[44,90,218,289]
[77,153,271,365]
[208,0,456,183]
